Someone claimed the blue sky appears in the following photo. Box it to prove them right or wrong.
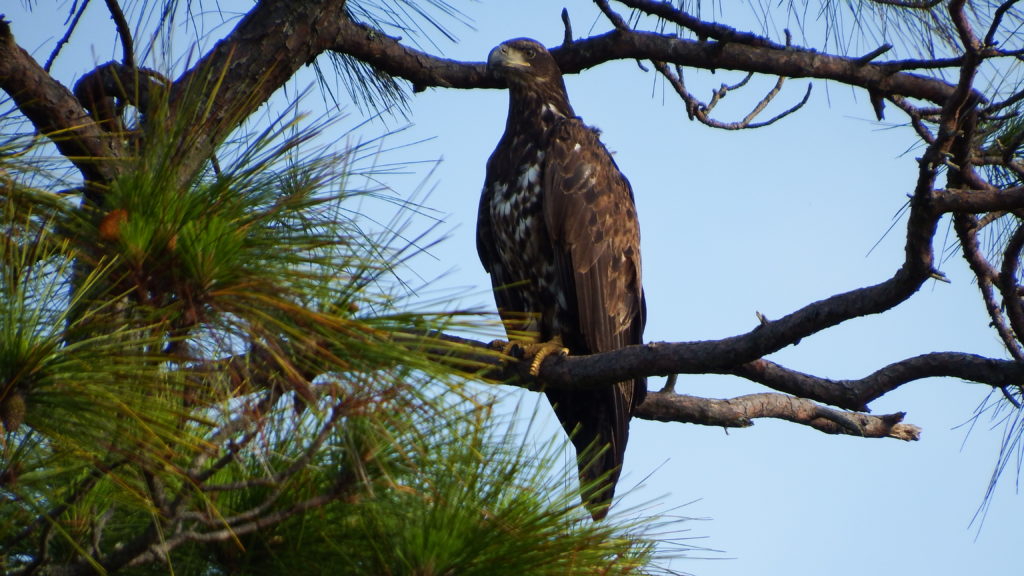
[8,1,1022,574]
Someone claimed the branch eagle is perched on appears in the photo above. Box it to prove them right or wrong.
[477,38,647,520]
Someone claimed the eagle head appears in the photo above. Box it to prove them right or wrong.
[488,38,572,117]
[487,38,562,85]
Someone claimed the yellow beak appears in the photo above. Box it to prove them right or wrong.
[487,44,529,70]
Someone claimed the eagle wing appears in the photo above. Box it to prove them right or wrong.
[541,117,646,516]
[542,118,645,355]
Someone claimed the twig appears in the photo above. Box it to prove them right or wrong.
[660,373,677,393]
[890,95,938,144]
[984,0,1021,48]
[103,0,135,69]
[653,58,812,129]
[561,8,573,47]
[856,43,893,65]
[594,0,630,31]
[44,0,92,71]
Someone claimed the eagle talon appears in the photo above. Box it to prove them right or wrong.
[488,338,567,375]
[488,338,511,354]
[488,339,523,359]
[527,337,569,377]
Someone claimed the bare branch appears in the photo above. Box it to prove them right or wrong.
[103,0,135,69]
[730,354,1024,411]
[329,15,967,106]
[598,0,810,130]
[43,0,90,71]
[416,332,1024,415]
[636,391,920,441]
[954,213,1024,359]
[613,0,787,48]
[984,0,1022,48]
[890,94,938,143]
[998,222,1024,343]
[561,8,573,47]
[869,0,942,7]
[856,43,894,65]
[652,58,812,129]
[594,0,630,31]
[931,185,1024,212]
[949,0,981,54]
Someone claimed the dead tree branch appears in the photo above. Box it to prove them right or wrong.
[636,391,920,441]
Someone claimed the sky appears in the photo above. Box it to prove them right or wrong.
[6,1,1023,575]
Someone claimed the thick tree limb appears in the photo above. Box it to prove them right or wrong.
[201,331,931,441]
[329,15,967,105]
[0,17,122,187]
[427,332,1022,412]
[931,185,1024,212]
[162,0,353,188]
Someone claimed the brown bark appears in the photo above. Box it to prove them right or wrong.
[0,18,122,187]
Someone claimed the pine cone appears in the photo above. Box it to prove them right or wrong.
[1,390,26,433]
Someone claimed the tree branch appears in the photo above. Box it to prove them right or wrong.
[0,17,123,187]
[931,185,1024,212]
[953,213,1024,360]
[329,14,966,106]
[636,391,920,441]
[428,332,1023,412]
[103,0,134,69]
[162,0,353,188]
[729,354,1024,411]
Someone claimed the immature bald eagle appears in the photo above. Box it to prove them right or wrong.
[477,38,646,520]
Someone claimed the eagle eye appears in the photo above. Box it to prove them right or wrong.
[525,48,536,59]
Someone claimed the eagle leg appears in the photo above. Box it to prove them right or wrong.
[488,336,569,377]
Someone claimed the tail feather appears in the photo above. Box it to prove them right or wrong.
[546,376,645,520]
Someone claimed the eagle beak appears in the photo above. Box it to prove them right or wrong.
[488,44,529,71]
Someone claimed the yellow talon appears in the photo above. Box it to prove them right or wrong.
[527,336,569,376]
[488,337,569,376]
[488,339,519,356]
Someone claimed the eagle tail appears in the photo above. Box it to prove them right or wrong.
[546,376,645,521]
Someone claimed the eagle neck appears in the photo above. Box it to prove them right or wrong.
[504,79,575,139]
